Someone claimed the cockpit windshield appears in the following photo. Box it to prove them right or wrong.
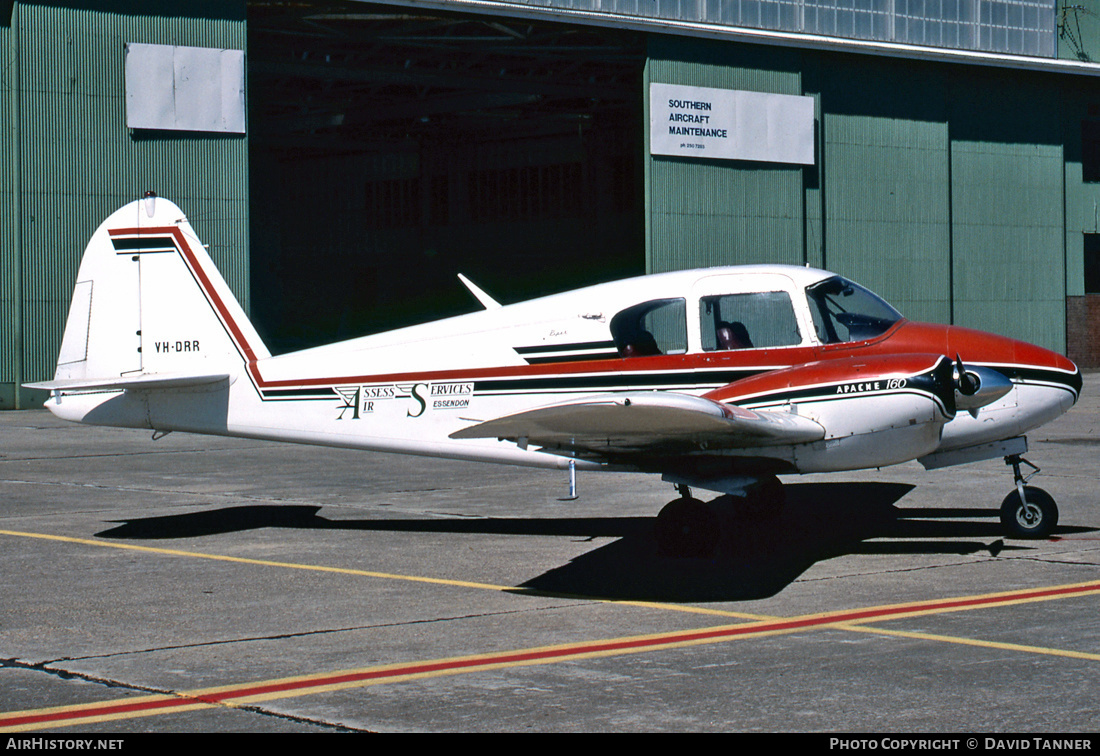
[805,276,902,344]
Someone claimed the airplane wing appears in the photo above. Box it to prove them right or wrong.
[449,391,824,456]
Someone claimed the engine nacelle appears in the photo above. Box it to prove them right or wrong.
[704,353,957,473]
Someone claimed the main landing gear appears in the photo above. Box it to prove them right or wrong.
[655,477,785,557]
[1000,454,1058,539]
[654,486,719,558]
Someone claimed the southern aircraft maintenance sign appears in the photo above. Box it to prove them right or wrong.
[650,83,815,165]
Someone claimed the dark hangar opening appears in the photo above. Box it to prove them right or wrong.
[247,1,646,353]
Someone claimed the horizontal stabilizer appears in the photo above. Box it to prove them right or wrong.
[450,391,824,455]
[25,372,230,393]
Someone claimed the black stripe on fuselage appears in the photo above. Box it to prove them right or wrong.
[977,364,1082,400]
[111,236,177,253]
[514,341,618,355]
[738,388,951,416]
[471,368,762,395]
[522,352,622,365]
[262,387,340,400]
[254,367,764,402]
[720,358,957,417]
[259,359,1081,407]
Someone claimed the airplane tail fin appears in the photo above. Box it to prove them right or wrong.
[28,194,268,402]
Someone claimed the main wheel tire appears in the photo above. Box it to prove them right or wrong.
[655,497,720,558]
[1000,486,1058,539]
[747,475,785,520]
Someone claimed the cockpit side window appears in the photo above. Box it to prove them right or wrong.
[805,276,902,344]
[700,292,802,351]
[611,298,687,357]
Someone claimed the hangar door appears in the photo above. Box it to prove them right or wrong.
[248,2,645,352]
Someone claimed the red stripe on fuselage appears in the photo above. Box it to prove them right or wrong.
[111,226,264,382]
[109,222,822,392]
[108,227,1077,398]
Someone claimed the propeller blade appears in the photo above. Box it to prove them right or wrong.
[955,354,980,396]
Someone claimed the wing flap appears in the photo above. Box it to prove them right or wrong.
[449,392,824,454]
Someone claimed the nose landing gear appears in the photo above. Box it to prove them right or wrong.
[1000,454,1058,539]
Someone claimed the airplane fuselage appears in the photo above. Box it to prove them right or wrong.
[28,198,1081,545]
[44,228,1080,478]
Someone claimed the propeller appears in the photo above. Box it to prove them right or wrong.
[952,354,1013,413]
[955,354,980,396]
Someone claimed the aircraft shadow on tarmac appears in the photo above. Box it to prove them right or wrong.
[95,482,1096,602]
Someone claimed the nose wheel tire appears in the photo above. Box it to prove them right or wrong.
[1000,486,1058,539]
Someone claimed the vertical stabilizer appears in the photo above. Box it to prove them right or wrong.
[49,195,268,385]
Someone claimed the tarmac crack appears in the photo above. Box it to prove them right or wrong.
[1002,554,1100,568]
[1,605,576,731]
[795,546,1100,584]
[0,478,493,508]
[796,561,987,582]
[24,605,574,667]
[0,477,319,506]
[0,657,366,732]
[0,446,276,463]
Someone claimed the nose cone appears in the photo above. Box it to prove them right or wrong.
[888,321,1080,448]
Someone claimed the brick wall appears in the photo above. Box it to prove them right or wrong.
[1067,296,1100,367]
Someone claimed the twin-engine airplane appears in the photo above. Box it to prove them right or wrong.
[28,196,1082,556]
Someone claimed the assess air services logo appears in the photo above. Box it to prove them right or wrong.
[335,382,473,419]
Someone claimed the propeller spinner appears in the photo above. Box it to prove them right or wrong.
[954,355,1013,411]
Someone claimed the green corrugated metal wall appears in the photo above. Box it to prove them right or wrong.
[1064,77,1100,297]
[646,35,1074,354]
[1,0,248,409]
[2,7,15,410]
[644,38,806,273]
[3,4,1093,412]
[817,58,952,326]
[950,70,1065,351]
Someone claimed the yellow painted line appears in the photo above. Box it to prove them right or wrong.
[0,528,770,620]
[0,620,797,732]
[836,624,1100,662]
[3,578,1099,731]
[4,528,1099,730]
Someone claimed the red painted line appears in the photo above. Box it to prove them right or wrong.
[4,580,1098,730]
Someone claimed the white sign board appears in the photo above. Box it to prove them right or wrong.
[650,83,814,165]
[125,43,246,134]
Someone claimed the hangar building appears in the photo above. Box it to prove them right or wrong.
[4,0,1100,408]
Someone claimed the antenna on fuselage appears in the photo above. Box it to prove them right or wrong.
[458,273,502,310]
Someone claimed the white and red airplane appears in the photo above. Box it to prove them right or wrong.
[28,195,1082,556]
